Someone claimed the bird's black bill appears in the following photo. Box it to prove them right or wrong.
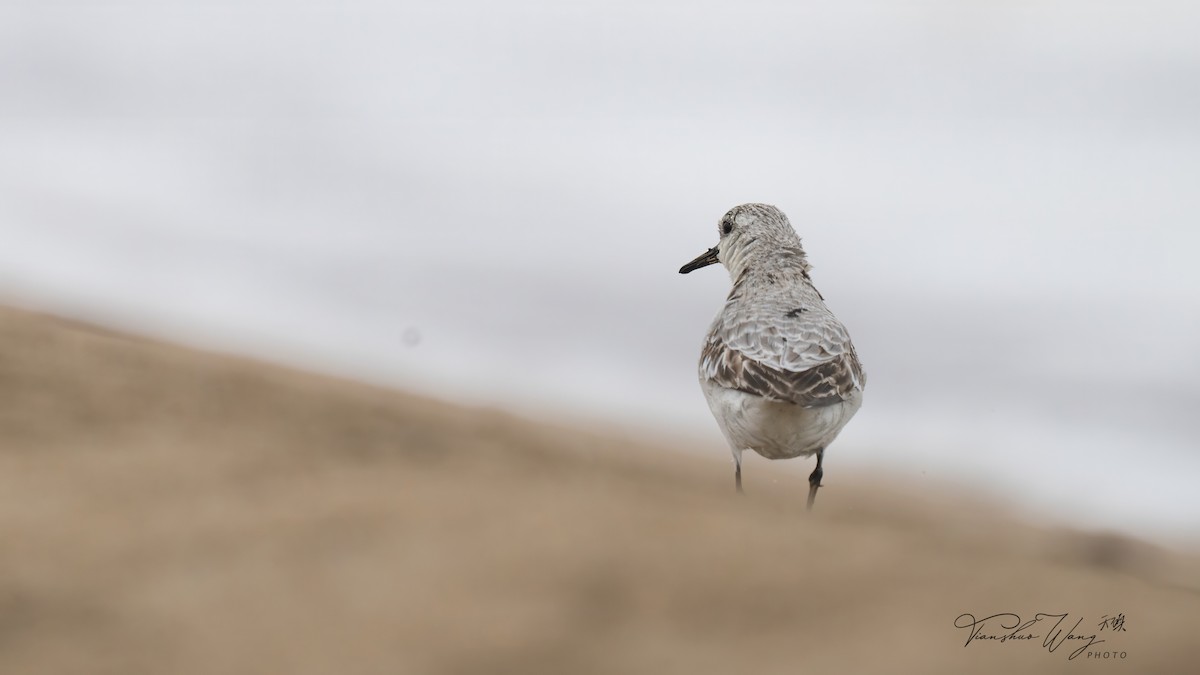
[679,246,720,274]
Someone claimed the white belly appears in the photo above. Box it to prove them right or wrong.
[701,379,862,460]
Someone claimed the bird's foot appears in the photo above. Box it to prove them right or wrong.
[806,451,825,511]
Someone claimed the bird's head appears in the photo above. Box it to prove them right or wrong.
[679,203,807,280]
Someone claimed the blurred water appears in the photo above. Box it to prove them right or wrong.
[2,1,1198,542]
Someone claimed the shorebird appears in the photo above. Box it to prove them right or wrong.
[679,203,865,510]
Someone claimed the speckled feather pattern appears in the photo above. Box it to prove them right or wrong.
[685,203,865,466]
[699,205,865,408]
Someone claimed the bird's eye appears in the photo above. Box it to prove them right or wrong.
[722,221,733,235]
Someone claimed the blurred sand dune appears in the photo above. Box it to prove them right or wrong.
[0,305,1195,674]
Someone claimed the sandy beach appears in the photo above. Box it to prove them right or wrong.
[1,304,1195,674]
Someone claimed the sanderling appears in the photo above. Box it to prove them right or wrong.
[679,203,865,510]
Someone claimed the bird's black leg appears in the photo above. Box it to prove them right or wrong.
[735,458,744,495]
[806,448,825,511]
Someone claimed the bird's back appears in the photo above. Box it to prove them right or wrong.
[701,262,865,409]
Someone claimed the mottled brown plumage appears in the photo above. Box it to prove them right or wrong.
[701,335,864,408]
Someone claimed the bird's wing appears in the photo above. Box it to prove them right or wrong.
[701,296,865,408]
